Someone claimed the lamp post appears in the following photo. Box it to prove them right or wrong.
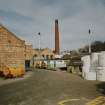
[88,29,91,54]
[38,32,41,60]
[33,32,41,68]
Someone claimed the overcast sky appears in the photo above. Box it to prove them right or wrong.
[0,0,105,51]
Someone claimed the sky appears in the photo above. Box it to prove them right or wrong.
[0,0,105,51]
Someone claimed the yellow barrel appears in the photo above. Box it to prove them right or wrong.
[18,68,21,77]
[0,65,5,76]
[3,67,10,77]
[0,67,3,76]
[9,68,14,77]
[9,67,18,78]
[17,67,24,77]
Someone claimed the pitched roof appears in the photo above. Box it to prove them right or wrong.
[0,24,25,43]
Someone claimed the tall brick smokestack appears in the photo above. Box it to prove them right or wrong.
[55,19,60,55]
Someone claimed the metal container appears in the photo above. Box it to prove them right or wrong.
[91,53,99,67]
[98,51,105,67]
[82,66,90,78]
[81,55,90,67]
[84,72,96,80]
[96,67,105,81]
[90,53,99,72]
[81,55,90,78]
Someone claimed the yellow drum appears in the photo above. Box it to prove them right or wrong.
[9,67,18,77]
[3,67,10,77]
[17,67,24,77]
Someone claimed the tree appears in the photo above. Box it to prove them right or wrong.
[91,41,105,52]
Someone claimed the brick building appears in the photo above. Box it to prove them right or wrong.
[0,24,56,71]
[32,48,55,67]
[33,48,55,60]
[25,44,33,60]
[0,24,25,71]
[41,48,54,59]
[25,44,33,68]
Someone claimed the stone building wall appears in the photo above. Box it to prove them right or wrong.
[33,48,55,59]
[25,45,33,60]
[0,25,25,71]
[41,48,55,59]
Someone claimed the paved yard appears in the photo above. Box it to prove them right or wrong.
[0,69,104,105]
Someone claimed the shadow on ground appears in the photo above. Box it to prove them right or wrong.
[96,82,105,95]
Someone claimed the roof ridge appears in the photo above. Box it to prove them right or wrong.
[0,24,25,43]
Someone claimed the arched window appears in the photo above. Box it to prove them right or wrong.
[46,55,49,60]
[42,54,44,57]
[7,40,12,48]
[34,54,37,57]
[50,55,53,60]
[42,55,45,59]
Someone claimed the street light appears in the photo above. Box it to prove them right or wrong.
[88,29,91,54]
[38,32,41,59]
[33,32,41,68]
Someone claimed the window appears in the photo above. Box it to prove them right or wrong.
[34,54,37,57]
[50,55,53,59]
[42,55,45,58]
[46,55,49,60]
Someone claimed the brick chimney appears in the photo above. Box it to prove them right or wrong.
[55,19,60,55]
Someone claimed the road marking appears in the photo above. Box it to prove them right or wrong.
[58,98,80,105]
[58,96,105,105]
[86,96,105,105]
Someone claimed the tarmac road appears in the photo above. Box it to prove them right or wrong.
[0,69,103,105]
